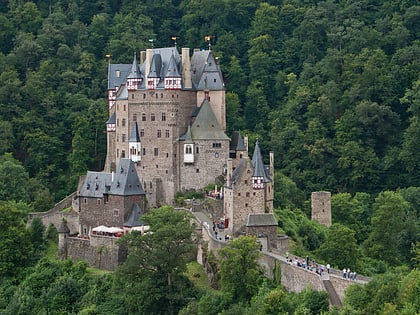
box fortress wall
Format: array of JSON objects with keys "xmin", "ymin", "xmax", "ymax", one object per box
[
  {"xmin": 27, "ymin": 192, "xmax": 79, "ymax": 234},
  {"xmin": 65, "ymin": 236, "xmax": 124, "ymax": 271},
  {"xmin": 258, "ymin": 254, "xmax": 324, "ymax": 293}
]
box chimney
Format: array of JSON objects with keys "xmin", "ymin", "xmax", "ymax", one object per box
[
  {"xmin": 270, "ymin": 151, "xmax": 274, "ymax": 183},
  {"xmin": 140, "ymin": 51, "xmax": 146, "ymax": 64},
  {"xmin": 226, "ymin": 158, "xmax": 233, "ymax": 187},
  {"xmin": 182, "ymin": 47, "xmax": 192, "ymax": 89},
  {"xmin": 244, "ymin": 135, "xmax": 249, "ymax": 154},
  {"xmin": 145, "ymin": 48, "xmax": 153, "ymax": 80}
]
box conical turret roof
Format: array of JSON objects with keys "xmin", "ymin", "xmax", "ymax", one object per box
[
  {"xmin": 252, "ymin": 140, "xmax": 270, "ymax": 182},
  {"xmin": 127, "ymin": 53, "xmax": 142, "ymax": 79}
]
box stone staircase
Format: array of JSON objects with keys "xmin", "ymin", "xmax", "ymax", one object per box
[{"xmin": 322, "ymin": 274, "xmax": 342, "ymax": 307}]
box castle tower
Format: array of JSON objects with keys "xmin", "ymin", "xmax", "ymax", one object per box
[
  {"xmin": 224, "ymin": 139, "xmax": 274, "ymax": 236},
  {"xmin": 58, "ymin": 219, "xmax": 70, "ymax": 259},
  {"xmin": 105, "ymin": 46, "xmax": 227, "ymax": 207},
  {"xmin": 126, "ymin": 52, "xmax": 142, "ymax": 91},
  {"xmin": 311, "ymin": 191, "xmax": 332, "ymax": 227}
]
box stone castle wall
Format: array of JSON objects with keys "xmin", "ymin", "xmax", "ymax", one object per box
[
  {"xmin": 64, "ymin": 235, "xmax": 125, "ymax": 271},
  {"xmin": 27, "ymin": 192, "xmax": 79, "ymax": 235},
  {"xmin": 311, "ymin": 191, "xmax": 332, "ymax": 227}
]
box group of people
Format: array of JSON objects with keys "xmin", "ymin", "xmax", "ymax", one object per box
[
  {"xmin": 285, "ymin": 253, "xmax": 358, "ymax": 281},
  {"xmin": 285, "ymin": 253, "xmax": 332, "ymax": 276},
  {"xmin": 343, "ymin": 268, "xmax": 357, "ymax": 280}
]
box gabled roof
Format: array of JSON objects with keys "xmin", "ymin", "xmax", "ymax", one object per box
[
  {"xmin": 129, "ymin": 121, "xmax": 141, "ymax": 142},
  {"xmin": 252, "ymin": 140, "xmax": 270, "ymax": 182},
  {"xmin": 246, "ymin": 213, "xmax": 277, "ymax": 226},
  {"xmin": 230, "ymin": 131, "xmax": 246, "ymax": 152},
  {"xmin": 191, "ymin": 50, "xmax": 224, "ymax": 90},
  {"xmin": 190, "ymin": 99, "xmax": 229, "ymax": 140},
  {"xmin": 127, "ymin": 53, "xmax": 142, "ymax": 79},
  {"xmin": 79, "ymin": 159, "xmax": 145, "ymax": 197}
]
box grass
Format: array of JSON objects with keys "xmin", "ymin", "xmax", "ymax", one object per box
[
  {"xmin": 185, "ymin": 261, "xmax": 214, "ymax": 292},
  {"xmin": 45, "ymin": 239, "xmax": 58, "ymax": 260}
]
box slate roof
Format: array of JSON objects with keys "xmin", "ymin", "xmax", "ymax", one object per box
[
  {"xmin": 124, "ymin": 203, "xmax": 145, "ymax": 227},
  {"xmin": 190, "ymin": 99, "xmax": 229, "ymax": 140},
  {"xmin": 231, "ymin": 157, "xmax": 249, "ymax": 184},
  {"xmin": 129, "ymin": 121, "xmax": 141, "ymax": 142},
  {"xmin": 252, "ymin": 140, "xmax": 271, "ymax": 182},
  {"xmin": 108, "ymin": 47, "xmax": 223, "ymax": 91},
  {"xmin": 179, "ymin": 125, "xmax": 194, "ymax": 143},
  {"xmin": 149, "ymin": 53, "xmax": 163, "ymax": 78},
  {"xmin": 190, "ymin": 50, "xmax": 224, "ymax": 90},
  {"xmin": 127, "ymin": 53, "xmax": 142, "ymax": 79},
  {"xmin": 108, "ymin": 64, "xmax": 131, "ymax": 90},
  {"xmin": 116, "ymin": 84, "xmax": 128, "ymax": 100},
  {"xmin": 165, "ymin": 54, "xmax": 181, "ymax": 77},
  {"xmin": 246, "ymin": 213, "xmax": 277, "ymax": 226},
  {"xmin": 106, "ymin": 112, "xmax": 116, "ymax": 124},
  {"xmin": 79, "ymin": 159, "xmax": 145, "ymax": 197},
  {"xmin": 230, "ymin": 131, "xmax": 246, "ymax": 153}
]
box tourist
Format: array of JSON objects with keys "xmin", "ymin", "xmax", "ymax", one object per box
[{"xmin": 327, "ymin": 263, "xmax": 330, "ymax": 274}]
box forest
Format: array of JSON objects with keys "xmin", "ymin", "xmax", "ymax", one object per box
[{"xmin": 0, "ymin": 0, "xmax": 419, "ymax": 314}]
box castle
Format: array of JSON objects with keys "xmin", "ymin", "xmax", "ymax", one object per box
[
  {"xmin": 30, "ymin": 45, "xmax": 277, "ymax": 268},
  {"xmin": 102, "ymin": 45, "xmax": 275, "ymax": 235}
]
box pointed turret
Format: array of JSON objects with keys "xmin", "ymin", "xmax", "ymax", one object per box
[
  {"xmin": 147, "ymin": 53, "xmax": 162, "ymax": 89},
  {"xmin": 251, "ymin": 140, "xmax": 270, "ymax": 189},
  {"xmin": 230, "ymin": 131, "xmax": 247, "ymax": 159},
  {"xmin": 165, "ymin": 54, "xmax": 181, "ymax": 89},
  {"xmin": 127, "ymin": 52, "xmax": 142, "ymax": 91},
  {"xmin": 129, "ymin": 122, "xmax": 141, "ymax": 163}
]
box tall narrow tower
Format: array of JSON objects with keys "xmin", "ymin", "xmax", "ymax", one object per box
[{"xmin": 311, "ymin": 191, "xmax": 332, "ymax": 227}]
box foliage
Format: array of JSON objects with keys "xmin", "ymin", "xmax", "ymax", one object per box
[
  {"xmin": 219, "ymin": 235, "xmax": 264, "ymax": 303},
  {"xmin": 316, "ymin": 223, "xmax": 361, "ymax": 271},
  {"xmin": 0, "ymin": 201, "xmax": 34, "ymax": 279},
  {"xmin": 113, "ymin": 206, "xmax": 198, "ymax": 315},
  {"xmin": 344, "ymin": 267, "xmax": 420, "ymax": 315}
]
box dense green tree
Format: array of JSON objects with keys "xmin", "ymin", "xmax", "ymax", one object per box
[
  {"xmin": 114, "ymin": 206, "xmax": 197, "ymax": 315},
  {"xmin": 219, "ymin": 235, "xmax": 263, "ymax": 303},
  {"xmin": 0, "ymin": 201, "xmax": 33, "ymax": 279},
  {"xmin": 364, "ymin": 191, "xmax": 410, "ymax": 266},
  {"xmin": 0, "ymin": 157, "xmax": 30, "ymax": 202},
  {"xmin": 69, "ymin": 115, "xmax": 94, "ymax": 185},
  {"xmin": 344, "ymin": 267, "xmax": 418, "ymax": 314},
  {"xmin": 331, "ymin": 192, "xmax": 373, "ymax": 243},
  {"xmin": 316, "ymin": 223, "xmax": 361, "ymax": 270}
]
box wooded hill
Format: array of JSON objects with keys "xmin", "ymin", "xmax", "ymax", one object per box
[{"xmin": 0, "ymin": 0, "xmax": 418, "ymax": 204}]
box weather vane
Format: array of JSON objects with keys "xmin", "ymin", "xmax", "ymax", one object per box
[{"xmin": 204, "ymin": 35, "xmax": 214, "ymax": 50}]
